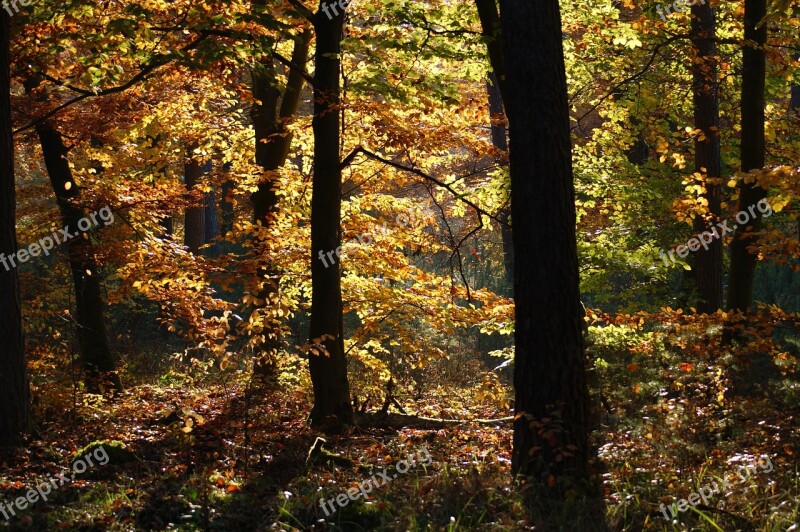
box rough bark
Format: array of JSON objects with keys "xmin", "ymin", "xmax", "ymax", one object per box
[
  {"xmin": 726, "ymin": 0, "xmax": 767, "ymax": 313},
  {"xmin": 308, "ymin": 4, "xmax": 353, "ymax": 428},
  {"xmin": 0, "ymin": 10, "xmax": 30, "ymax": 446},
  {"xmin": 691, "ymin": 0, "xmax": 723, "ymax": 312},
  {"xmin": 501, "ymin": 0, "xmax": 590, "ymax": 486}
]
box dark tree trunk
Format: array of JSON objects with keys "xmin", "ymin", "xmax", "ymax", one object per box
[
  {"xmin": 308, "ymin": 5, "xmax": 352, "ymax": 428},
  {"xmin": 33, "ymin": 123, "xmax": 119, "ymax": 390},
  {"xmin": 251, "ymin": 29, "xmax": 312, "ymax": 223},
  {"xmin": 726, "ymin": 0, "xmax": 767, "ymax": 313},
  {"xmin": 184, "ymin": 151, "xmax": 206, "ymax": 254},
  {"xmin": 0, "ymin": 10, "xmax": 30, "ymax": 447},
  {"xmin": 476, "ymin": 0, "xmax": 506, "ymax": 106},
  {"xmin": 501, "ymin": 0, "xmax": 590, "ymax": 488},
  {"xmin": 219, "ymin": 168, "xmax": 234, "ymax": 236},
  {"xmin": 691, "ymin": 0, "xmax": 723, "ymax": 312},
  {"xmin": 487, "ymin": 74, "xmax": 513, "ymax": 294},
  {"xmin": 161, "ymin": 216, "xmax": 173, "ymax": 237},
  {"xmin": 249, "ymin": 29, "xmax": 312, "ymax": 375},
  {"xmin": 202, "ymin": 161, "xmax": 220, "ymax": 257}
]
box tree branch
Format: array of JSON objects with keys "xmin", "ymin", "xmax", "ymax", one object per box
[
  {"xmin": 339, "ymin": 146, "xmax": 502, "ymax": 224},
  {"xmin": 14, "ymin": 33, "xmax": 213, "ymax": 135}
]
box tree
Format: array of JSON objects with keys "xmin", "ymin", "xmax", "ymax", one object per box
[
  {"xmin": 0, "ymin": 9, "xmax": 30, "ymax": 446},
  {"xmin": 184, "ymin": 149, "xmax": 206, "ymax": 254},
  {"xmin": 501, "ymin": 0, "xmax": 590, "ymax": 489},
  {"xmin": 308, "ymin": 1, "xmax": 353, "ymax": 427},
  {"xmin": 24, "ymin": 83, "xmax": 119, "ymax": 391},
  {"xmin": 691, "ymin": 0, "xmax": 723, "ymax": 312},
  {"xmin": 249, "ymin": 27, "xmax": 312, "ymax": 375},
  {"xmin": 726, "ymin": 0, "xmax": 768, "ymax": 313}
]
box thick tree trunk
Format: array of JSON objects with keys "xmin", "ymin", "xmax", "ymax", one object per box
[
  {"xmin": 501, "ymin": 0, "xmax": 590, "ymax": 487},
  {"xmin": 184, "ymin": 151, "xmax": 206, "ymax": 254},
  {"xmin": 726, "ymin": 0, "xmax": 767, "ymax": 313},
  {"xmin": 308, "ymin": 5, "xmax": 353, "ymax": 428},
  {"xmin": 34, "ymin": 122, "xmax": 119, "ymax": 390},
  {"xmin": 691, "ymin": 0, "xmax": 723, "ymax": 312},
  {"xmin": 0, "ymin": 11, "xmax": 30, "ymax": 447}
]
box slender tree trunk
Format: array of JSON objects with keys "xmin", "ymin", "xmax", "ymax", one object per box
[
  {"xmin": 249, "ymin": 29, "xmax": 312, "ymax": 375},
  {"xmin": 691, "ymin": 0, "xmax": 723, "ymax": 312},
  {"xmin": 33, "ymin": 122, "xmax": 119, "ymax": 390},
  {"xmin": 184, "ymin": 150, "xmax": 206, "ymax": 254},
  {"xmin": 202, "ymin": 161, "xmax": 220, "ymax": 257},
  {"xmin": 308, "ymin": 4, "xmax": 353, "ymax": 427},
  {"xmin": 0, "ymin": 10, "xmax": 30, "ymax": 447},
  {"xmin": 487, "ymin": 74, "xmax": 513, "ymax": 294},
  {"xmin": 476, "ymin": 0, "xmax": 506, "ymax": 106},
  {"xmin": 726, "ymin": 0, "xmax": 767, "ymax": 313},
  {"xmin": 219, "ymin": 165, "xmax": 234, "ymax": 236},
  {"xmin": 501, "ymin": 0, "xmax": 590, "ymax": 487}
]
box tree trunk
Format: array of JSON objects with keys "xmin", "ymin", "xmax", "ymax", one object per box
[
  {"xmin": 691, "ymin": 0, "xmax": 723, "ymax": 313},
  {"xmin": 476, "ymin": 0, "xmax": 506, "ymax": 106},
  {"xmin": 308, "ymin": 5, "xmax": 353, "ymax": 428},
  {"xmin": 501, "ymin": 0, "xmax": 590, "ymax": 487},
  {"xmin": 219, "ymin": 166, "xmax": 234, "ymax": 236},
  {"xmin": 0, "ymin": 10, "xmax": 30, "ymax": 447},
  {"xmin": 487, "ymin": 73, "xmax": 513, "ymax": 294},
  {"xmin": 249, "ymin": 29, "xmax": 312, "ymax": 375},
  {"xmin": 184, "ymin": 150, "xmax": 206, "ymax": 254},
  {"xmin": 203, "ymin": 162, "xmax": 220, "ymax": 257},
  {"xmin": 33, "ymin": 122, "xmax": 119, "ymax": 390},
  {"xmin": 726, "ymin": 0, "xmax": 767, "ymax": 313}
]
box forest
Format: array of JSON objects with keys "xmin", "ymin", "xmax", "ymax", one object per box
[{"xmin": 0, "ymin": 0, "xmax": 799, "ymax": 530}]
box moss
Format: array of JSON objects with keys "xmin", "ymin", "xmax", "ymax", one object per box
[{"xmin": 70, "ymin": 440, "xmax": 137, "ymax": 474}]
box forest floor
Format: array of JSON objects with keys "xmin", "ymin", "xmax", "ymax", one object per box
[{"xmin": 1, "ymin": 345, "xmax": 799, "ymax": 531}]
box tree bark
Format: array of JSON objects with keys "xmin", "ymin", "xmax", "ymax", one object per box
[
  {"xmin": 501, "ymin": 0, "xmax": 590, "ymax": 487},
  {"xmin": 726, "ymin": 0, "xmax": 767, "ymax": 313},
  {"xmin": 308, "ymin": 4, "xmax": 353, "ymax": 428},
  {"xmin": 691, "ymin": 0, "xmax": 723, "ymax": 312},
  {"xmin": 0, "ymin": 10, "xmax": 30, "ymax": 447}
]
